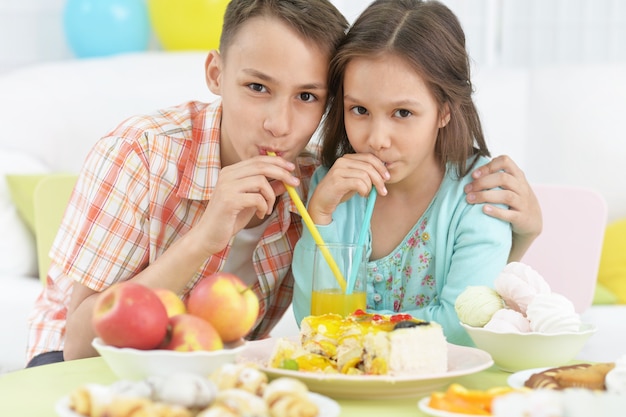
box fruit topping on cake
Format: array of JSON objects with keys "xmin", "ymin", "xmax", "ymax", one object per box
[{"xmin": 269, "ymin": 310, "xmax": 448, "ymax": 376}]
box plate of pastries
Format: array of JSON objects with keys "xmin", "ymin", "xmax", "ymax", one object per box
[{"xmin": 55, "ymin": 363, "xmax": 340, "ymax": 417}]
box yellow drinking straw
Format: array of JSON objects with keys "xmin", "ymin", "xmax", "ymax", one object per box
[{"xmin": 267, "ymin": 152, "xmax": 347, "ymax": 291}]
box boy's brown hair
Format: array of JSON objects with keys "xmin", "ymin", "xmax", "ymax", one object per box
[{"xmin": 220, "ymin": 0, "xmax": 348, "ymax": 62}]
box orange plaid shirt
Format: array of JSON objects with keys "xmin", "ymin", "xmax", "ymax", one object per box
[{"xmin": 27, "ymin": 100, "xmax": 317, "ymax": 361}]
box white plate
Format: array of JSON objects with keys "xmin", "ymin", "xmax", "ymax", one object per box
[
  {"xmin": 238, "ymin": 337, "xmax": 494, "ymax": 399},
  {"xmin": 507, "ymin": 367, "xmax": 550, "ymax": 389},
  {"xmin": 55, "ymin": 392, "xmax": 340, "ymax": 417},
  {"xmin": 418, "ymin": 397, "xmax": 491, "ymax": 417}
]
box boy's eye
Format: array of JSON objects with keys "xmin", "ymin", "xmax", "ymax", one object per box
[
  {"xmin": 248, "ymin": 83, "xmax": 267, "ymax": 93},
  {"xmin": 395, "ymin": 109, "xmax": 412, "ymax": 118},
  {"xmin": 299, "ymin": 92, "xmax": 317, "ymax": 103}
]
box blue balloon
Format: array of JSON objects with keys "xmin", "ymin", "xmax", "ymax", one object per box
[{"xmin": 64, "ymin": 0, "xmax": 150, "ymax": 58}]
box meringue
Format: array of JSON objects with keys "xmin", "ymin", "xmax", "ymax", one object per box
[
  {"xmin": 455, "ymin": 285, "xmax": 504, "ymax": 327},
  {"xmin": 526, "ymin": 293, "xmax": 581, "ymax": 333},
  {"xmin": 484, "ymin": 308, "xmax": 531, "ymax": 333},
  {"xmin": 494, "ymin": 262, "xmax": 551, "ymax": 314}
]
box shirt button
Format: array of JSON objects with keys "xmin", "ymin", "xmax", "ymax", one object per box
[
  {"xmin": 374, "ymin": 274, "xmax": 384, "ymax": 283},
  {"xmin": 373, "ymin": 293, "xmax": 382, "ymax": 302}
]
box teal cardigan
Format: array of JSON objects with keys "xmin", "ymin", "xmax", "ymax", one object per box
[{"xmin": 292, "ymin": 156, "xmax": 512, "ymax": 346}]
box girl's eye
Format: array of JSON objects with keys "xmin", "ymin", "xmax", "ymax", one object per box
[
  {"xmin": 395, "ymin": 109, "xmax": 412, "ymax": 118},
  {"xmin": 350, "ymin": 106, "xmax": 368, "ymax": 115},
  {"xmin": 248, "ymin": 83, "xmax": 267, "ymax": 93},
  {"xmin": 299, "ymin": 92, "xmax": 317, "ymax": 103}
]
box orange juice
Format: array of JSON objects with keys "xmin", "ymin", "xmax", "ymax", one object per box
[{"xmin": 311, "ymin": 289, "xmax": 366, "ymax": 316}]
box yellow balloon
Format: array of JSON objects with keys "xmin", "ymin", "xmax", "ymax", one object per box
[{"xmin": 148, "ymin": 0, "xmax": 230, "ymax": 51}]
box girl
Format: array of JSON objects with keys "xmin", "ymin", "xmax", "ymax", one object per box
[{"xmin": 293, "ymin": 0, "xmax": 513, "ymax": 345}]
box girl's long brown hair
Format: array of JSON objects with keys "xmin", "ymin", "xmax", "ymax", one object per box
[{"xmin": 321, "ymin": 0, "xmax": 489, "ymax": 178}]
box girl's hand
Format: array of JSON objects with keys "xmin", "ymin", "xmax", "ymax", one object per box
[
  {"xmin": 464, "ymin": 155, "xmax": 542, "ymax": 261},
  {"xmin": 308, "ymin": 153, "xmax": 389, "ymax": 225},
  {"xmin": 193, "ymin": 155, "xmax": 300, "ymax": 255}
]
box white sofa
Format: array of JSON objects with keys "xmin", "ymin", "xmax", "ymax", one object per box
[{"xmin": 1, "ymin": 52, "xmax": 624, "ymax": 373}]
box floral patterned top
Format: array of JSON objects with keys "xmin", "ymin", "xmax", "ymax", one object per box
[
  {"xmin": 292, "ymin": 156, "xmax": 512, "ymax": 346},
  {"xmin": 368, "ymin": 216, "xmax": 436, "ymax": 313}
]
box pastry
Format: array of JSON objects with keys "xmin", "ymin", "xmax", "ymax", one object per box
[
  {"xmin": 103, "ymin": 397, "xmax": 192, "ymax": 417},
  {"xmin": 147, "ymin": 372, "xmax": 218, "ymax": 409},
  {"xmin": 263, "ymin": 377, "xmax": 318, "ymax": 417},
  {"xmin": 68, "ymin": 386, "xmax": 193, "ymax": 417},
  {"xmin": 197, "ymin": 388, "xmax": 269, "ymax": 417},
  {"xmin": 67, "ymin": 375, "xmax": 209, "ymax": 417},
  {"xmin": 66, "ymin": 366, "xmax": 318, "ymax": 417},
  {"xmin": 209, "ymin": 363, "xmax": 268, "ymax": 396},
  {"xmin": 68, "ymin": 385, "xmax": 102, "ymax": 417},
  {"xmin": 553, "ymin": 363, "xmax": 615, "ymax": 390},
  {"xmin": 524, "ymin": 363, "xmax": 616, "ymax": 390}
]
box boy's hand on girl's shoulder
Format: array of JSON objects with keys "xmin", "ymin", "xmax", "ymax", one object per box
[{"xmin": 465, "ymin": 155, "xmax": 541, "ymax": 237}]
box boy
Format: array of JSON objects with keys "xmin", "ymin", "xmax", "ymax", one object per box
[{"xmin": 27, "ymin": 0, "xmax": 349, "ymax": 366}]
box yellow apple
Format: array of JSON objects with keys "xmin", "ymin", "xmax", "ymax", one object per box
[
  {"xmin": 186, "ymin": 272, "xmax": 260, "ymax": 343},
  {"xmin": 153, "ymin": 288, "xmax": 186, "ymax": 318},
  {"xmin": 162, "ymin": 313, "xmax": 223, "ymax": 351}
]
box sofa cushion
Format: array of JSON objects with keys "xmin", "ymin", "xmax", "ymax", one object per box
[
  {"xmin": 0, "ymin": 149, "xmax": 49, "ymax": 277},
  {"xmin": 0, "ymin": 274, "xmax": 42, "ymax": 373},
  {"xmin": 0, "ymin": 51, "xmax": 214, "ymax": 173},
  {"xmin": 593, "ymin": 282, "xmax": 618, "ymax": 305},
  {"xmin": 597, "ymin": 218, "xmax": 626, "ymax": 304},
  {"xmin": 5, "ymin": 173, "xmax": 77, "ymax": 284},
  {"xmin": 5, "ymin": 174, "xmax": 49, "ymax": 233},
  {"xmin": 33, "ymin": 174, "xmax": 77, "ymax": 284}
]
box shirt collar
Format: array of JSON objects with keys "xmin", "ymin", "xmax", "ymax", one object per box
[{"xmin": 177, "ymin": 99, "xmax": 222, "ymax": 201}]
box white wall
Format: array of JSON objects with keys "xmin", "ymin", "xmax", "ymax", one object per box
[
  {"xmin": 0, "ymin": 0, "xmax": 70, "ymax": 73},
  {"xmin": 3, "ymin": 1, "xmax": 625, "ymax": 73},
  {"xmin": 0, "ymin": 0, "xmax": 625, "ymax": 220},
  {"xmin": 0, "ymin": 0, "xmax": 367, "ymax": 75},
  {"xmin": 525, "ymin": 64, "xmax": 626, "ymax": 222}
]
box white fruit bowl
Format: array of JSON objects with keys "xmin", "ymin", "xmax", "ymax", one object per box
[
  {"xmin": 460, "ymin": 322, "xmax": 597, "ymax": 372},
  {"xmin": 92, "ymin": 337, "xmax": 247, "ymax": 380}
]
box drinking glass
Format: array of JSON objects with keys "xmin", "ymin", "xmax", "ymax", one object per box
[{"xmin": 311, "ymin": 243, "xmax": 366, "ymax": 316}]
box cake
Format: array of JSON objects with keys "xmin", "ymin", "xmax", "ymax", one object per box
[{"xmin": 269, "ymin": 310, "xmax": 448, "ymax": 376}]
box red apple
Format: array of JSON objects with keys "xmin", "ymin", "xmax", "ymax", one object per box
[
  {"xmin": 92, "ymin": 282, "xmax": 169, "ymax": 350},
  {"xmin": 153, "ymin": 288, "xmax": 186, "ymax": 318},
  {"xmin": 162, "ymin": 313, "xmax": 223, "ymax": 351},
  {"xmin": 186, "ymin": 272, "xmax": 260, "ymax": 343}
]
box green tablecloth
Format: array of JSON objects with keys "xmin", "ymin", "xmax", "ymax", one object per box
[{"xmin": 0, "ymin": 357, "xmax": 510, "ymax": 416}]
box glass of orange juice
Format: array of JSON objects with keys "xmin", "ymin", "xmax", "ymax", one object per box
[{"xmin": 311, "ymin": 243, "xmax": 367, "ymax": 316}]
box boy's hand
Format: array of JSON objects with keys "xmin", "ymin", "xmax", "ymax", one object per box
[
  {"xmin": 464, "ymin": 154, "xmax": 542, "ymax": 261},
  {"xmin": 308, "ymin": 153, "xmax": 388, "ymax": 225},
  {"xmin": 195, "ymin": 155, "xmax": 300, "ymax": 255}
]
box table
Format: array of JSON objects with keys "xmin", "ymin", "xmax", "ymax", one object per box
[{"xmin": 0, "ymin": 357, "xmax": 510, "ymax": 416}]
